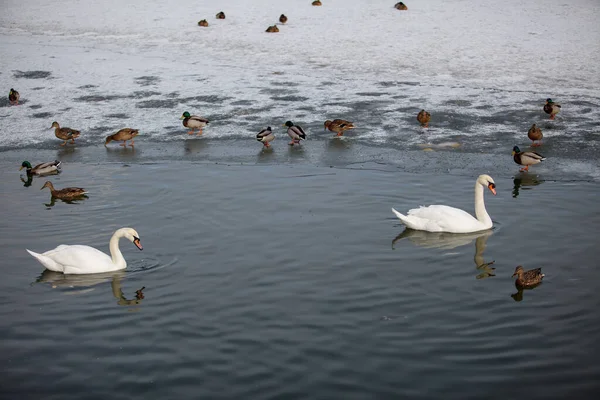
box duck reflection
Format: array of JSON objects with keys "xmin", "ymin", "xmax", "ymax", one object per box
[
  {"xmin": 35, "ymin": 270, "xmax": 146, "ymax": 306},
  {"xmin": 511, "ymin": 283, "xmax": 541, "ymax": 302},
  {"xmin": 184, "ymin": 138, "xmax": 210, "ymax": 154},
  {"xmin": 45, "ymin": 195, "xmax": 88, "ymax": 208},
  {"xmin": 392, "ymin": 228, "xmax": 495, "ymax": 279},
  {"xmin": 257, "ymin": 146, "xmax": 275, "ymax": 163},
  {"xmin": 20, "ymin": 174, "xmax": 33, "ymax": 187},
  {"xmin": 512, "ymin": 173, "xmax": 544, "ymax": 198}
]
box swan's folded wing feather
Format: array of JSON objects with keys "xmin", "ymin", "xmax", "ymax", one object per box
[
  {"xmin": 42, "ymin": 245, "xmax": 112, "ymax": 271},
  {"xmin": 407, "ymin": 205, "xmax": 483, "ymax": 232}
]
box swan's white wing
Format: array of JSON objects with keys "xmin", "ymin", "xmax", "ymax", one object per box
[
  {"xmin": 404, "ymin": 205, "xmax": 485, "ymax": 233},
  {"xmin": 41, "ymin": 245, "xmax": 115, "ymax": 274}
]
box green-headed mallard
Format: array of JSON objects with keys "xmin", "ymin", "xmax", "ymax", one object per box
[
  {"xmin": 324, "ymin": 119, "xmax": 355, "ymax": 136},
  {"xmin": 512, "ymin": 265, "xmax": 544, "ymax": 288},
  {"xmin": 284, "ymin": 121, "xmax": 307, "ymax": 146},
  {"xmin": 51, "ymin": 121, "xmax": 80, "ymax": 146},
  {"xmin": 527, "ymin": 123, "xmax": 543, "ymax": 147},
  {"xmin": 512, "ymin": 145, "xmax": 545, "ymax": 172},
  {"xmin": 41, "ymin": 181, "xmax": 87, "ymax": 199},
  {"xmin": 9, "ymin": 88, "xmax": 20, "ymax": 105},
  {"xmin": 543, "ymin": 98, "xmax": 561, "ymax": 120},
  {"xmin": 105, "ymin": 128, "xmax": 139, "ymax": 147},
  {"xmin": 417, "ymin": 110, "xmax": 431, "ymax": 127},
  {"xmin": 20, "ymin": 160, "xmax": 61, "ymax": 175},
  {"xmin": 216, "ymin": 11, "xmax": 226, "ymax": 19},
  {"xmin": 198, "ymin": 19, "xmax": 208, "ymax": 27},
  {"xmin": 279, "ymin": 14, "xmax": 288, "ymax": 24},
  {"xmin": 266, "ymin": 25, "xmax": 279, "ymax": 33},
  {"xmin": 312, "ymin": 1, "xmax": 322, "ymax": 6},
  {"xmin": 256, "ymin": 126, "xmax": 274, "ymax": 148},
  {"xmin": 180, "ymin": 111, "xmax": 209, "ymax": 135},
  {"xmin": 395, "ymin": 2, "xmax": 408, "ymax": 10}
]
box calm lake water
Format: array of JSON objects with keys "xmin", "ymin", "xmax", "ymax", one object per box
[{"xmin": 1, "ymin": 158, "xmax": 599, "ymax": 399}]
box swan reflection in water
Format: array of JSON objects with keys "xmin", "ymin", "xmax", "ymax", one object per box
[
  {"xmin": 392, "ymin": 228, "xmax": 496, "ymax": 279},
  {"xmin": 35, "ymin": 270, "xmax": 146, "ymax": 307},
  {"xmin": 512, "ymin": 173, "xmax": 544, "ymax": 198}
]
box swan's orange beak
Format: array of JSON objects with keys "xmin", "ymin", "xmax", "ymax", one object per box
[
  {"xmin": 488, "ymin": 183, "xmax": 497, "ymax": 195},
  {"xmin": 133, "ymin": 237, "xmax": 143, "ymax": 250}
]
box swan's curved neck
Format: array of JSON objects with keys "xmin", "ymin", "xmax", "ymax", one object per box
[
  {"xmin": 109, "ymin": 231, "xmax": 127, "ymax": 268},
  {"xmin": 474, "ymin": 182, "xmax": 492, "ymax": 228}
]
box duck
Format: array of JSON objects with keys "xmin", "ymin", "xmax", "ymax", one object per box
[
  {"xmin": 324, "ymin": 119, "xmax": 355, "ymax": 136},
  {"xmin": 543, "ymin": 98, "xmax": 561, "ymax": 120},
  {"xmin": 284, "ymin": 121, "xmax": 307, "ymax": 146},
  {"xmin": 417, "ymin": 110, "xmax": 431, "ymax": 127},
  {"xmin": 51, "ymin": 121, "xmax": 81, "ymax": 146},
  {"xmin": 512, "ymin": 146, "xmax": 545, "ymax": 172},
  {"xmin": 180, "ymin": 111, "xmax": 209, "ymax": 135},
  {"xmin": 105, "ymin": 128, "xmax": 139, "ymax": 147},
  {"xmin": 527, "ymin": 123, "xmax": 543, "ymax": 146},
  {"xmin": 9, "ymin": 88, "xmax": 20, "ymax": 105},
  {"xmin": 392, "ymin": 174, "xmax": 497, "ymax": 233},
  {"xmin": 312, "ymin": 1, "xmax": 322, "ymax": 6},
  {"xmin": 216, "ymin": 11, "xmax": 226, "ymax": 19},
  {"xmin": 198, "ymin": 19, "xmax": 208, "ymax": 27},
  {"xmin": 257, "ymin": 127, "xmax": 275, "ymax": 147},
  {"xmin": 20, "ymin": 160, "xmax": 61, "ymax": 175},
  {"xmin": 26, "ymin": 227, "xmax": 142, "ymax": 274},
  {"xmin": 266, "ymin": 25, "xmax": 279, "ymax": 33},
  {"xmin": 395, "ymin": 2, "xmax": 408, "ymax": 10},
  {"xmin": 279, "ymin": 14, "xmax": 288, "ymax": 24},
  {"xmin": 512, "ymin": 265, "xmax": 544, "ymax": 288},
  {"xmin": 40, "ymin": 181, "xmax": 87, "ymax": 199}
]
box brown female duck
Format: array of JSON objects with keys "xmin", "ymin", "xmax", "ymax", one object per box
[
  {"xmin": 105, "ymin": 128, "xmax": 139, "ymax": 147},
  {"xmin": 417, "ymin": 110, "xmax": 431, "ymax": 127},
  {"xmin": 198, "ymin": 19, "xmax": 208, "ymax": 27},
  {"xmin": 51, "ymin": 121, "xmax": 81, "ymax": 146},
  {"xmin": 216, "ymin": 11, "xmax": 226, "ymax": 19},
  {"xmin": 512, "ymin": 266, "xmax": 544, "ymax": 288},
  {"xmin": 279, "ymin": 14, "xmax": 288, "ymax": 24},
  {"xmin": 395, "ymin": 2, "xmax": 408, "ymax": 10},
  {"xmin": 324, "ymin": 119, "xmax": 355, "ymax": 136},
  {"xmin": 266, "ymin": 25, "xmax": 279, "ymax": 33},
  {"xmin": 41, "ymin": 181, "xmax": 87, "ymax": 199},
  {"xmin": 527, "ymin": 124, "xmax": 543, "ymax": 146},
  {"xmin": 312, "ymin": 1, "xmax": 322, "ymax": 6}
]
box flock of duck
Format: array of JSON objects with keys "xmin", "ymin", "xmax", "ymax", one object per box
[{"xmin": 10, "ymin": 2, "xmax": 553, "ymax": 291}]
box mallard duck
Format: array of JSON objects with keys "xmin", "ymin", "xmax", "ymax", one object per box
[
  {"xmin": 279, "ymin": 14, "xmax": 288, "ymax": 24},
  {"xmin": 312, "ymin": 1, "xmax": 322, "ymax": 6},
  {"xmin": 105, "ymin": 128, "xmax": 139, "ymax": 147},
  {"xmin": 512, "ymin": 145, "xmax": 545, "ymax": 172},
  {"xmin": 527, "ymin": 123, "xmax": 543, "ymax": 146},
  {"xmin": 324, "ymin": 119, "xmax": 355, "ymax": 136},
  {"xmin": 51, "ymin": 122, "xmax": 80, "ymax": 146},
  {"xmin": 284, "ymin": 121, "xmax": 307, "ymax": 146},
  {"xmin": 41, "ymin": 181, "xmax": 87, "ymax": 199},
  {"xmin": 216, "ymin": 11, "xmax": 226, "ymax": 19},
  {"xmin": 257, "ymin": 127, "xmax": 274, "ymax": 147},
  {"xmin": 512, "ymin": 265, "xmax": 544, "ymax": 288},
  {"xmin": 417, "ymin": 110, "xmax": 431, "ymax": 127},
  {"xmin": 20, "ymin": 160, "xmax": 61, "ymax": 175},
  {"xmin": 198, "ymin": 19, "xmax": 208, "ymax": 27},
  {"xmin": 180, "ymin": 111, "xmax": 209, "ymax": 135},
  {"xmin": 266, "ymin": 25, "xmax": 279, "ymax": 33},
  {"xmin": 9, "ymin": 88, "xmax": 20, "ymax": 105},
  {"xmin": 395, "ymin": 2, "xmax": 408, "ymax": 10},
  {"xmin": 543, "ymin": 98, "xmax": 561, "ymax": 120}
]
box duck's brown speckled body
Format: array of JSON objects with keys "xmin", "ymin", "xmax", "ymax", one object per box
[
  {"xmin": 105, "ymin": 128, "xmax": 139, "ymax": 147},
  {"xmin": 41, "ymin": 181, "xmax": 87, "ymax": 199},
  {"xmin": 527, "ymin": 124, "xmax": 543, "ymax": 146},
  {"xmin": 417, "ymin": 110, "xmax": 431, "ymax": 127},
  {"xmin": 51, "ymin": 122, "xmax": 80, "ymax": 146},
  {"xmin": 512, "ymin": 266, "xmax": 544, "ymax": 288},
  {"xmin": 324, "ymin": 119, "xmax": 355, "ymax": 136}
]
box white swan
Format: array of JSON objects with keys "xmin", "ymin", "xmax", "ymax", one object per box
[
  {"xmin": 392, "ymin": 175, "xmax": 496, "ymax": 233},
  {"xmin": 26, "ymin": 228, "xmax": 142, "ymax": 274}
]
